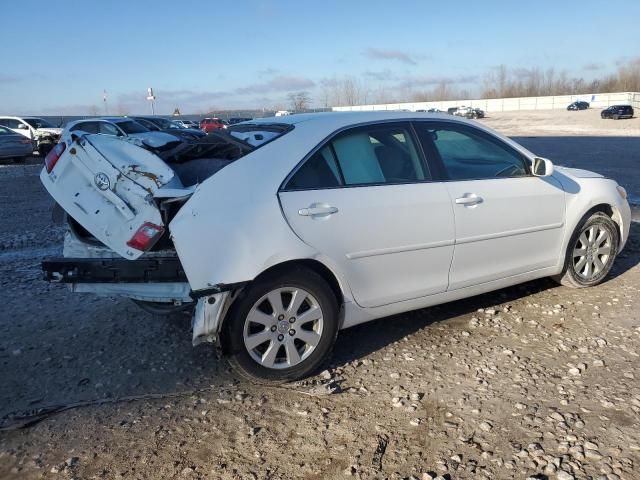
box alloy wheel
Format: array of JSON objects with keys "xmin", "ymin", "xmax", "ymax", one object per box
[
  {"xmin": 243, "ymin": 287, "xmax": 324, "ymax": 369},
  {"xmin": 572, "ymin": 224, "xmax": 612, "ymax": 281}
]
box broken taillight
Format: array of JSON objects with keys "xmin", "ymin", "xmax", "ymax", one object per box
[
  {"xmin": 126, "ymin": 222, "xmax": 165, "ymax": 251},
  {"xmin": 44, "ymin": 142, "xmax": 66, "ymax": 173}
]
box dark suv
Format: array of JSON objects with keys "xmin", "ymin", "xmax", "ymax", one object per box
[
  {"xmin": 567, "ymin": 101, "xmax": 589, "ymax": 111},
  {"xmin": 601, "ymin": 105, "xmax": 634, "ymax": 120}
]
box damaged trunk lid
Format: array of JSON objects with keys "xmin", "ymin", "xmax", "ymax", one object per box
[{"xmin": 40, "ymin": 134, "xmax": 179, "ymax": 259}]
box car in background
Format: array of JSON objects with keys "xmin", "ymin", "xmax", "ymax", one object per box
[
  {"xmin": 453, "ymin": 106, "xmax": 485, "ymax": 119},
  {"xmin": 0, "ymin": 116, "xmax": 61, "ymax": 155},
  {"xmin": 0, "ymin": 125, "xmax": 33, "ymax": 162},
  {"xmin": 600, "ymin": 105, "xmax": 634, "ymax": 120},
  {"xmin": 567, "ymin": 101, "xmax": 589, "ymax": 111},
  {"xmin": 200, "ymin": 117, "xmax": 226, "ymax": 132},
  {"xmin": 40, "ymin": 111, "xmax": 630, "ymax": 382},
  {"xmin": 131, "ymin": 116, "xmax": 206, "ymax": 140},
  {"xmin": 173, "ymin": 119, "xmax": 200, "ymax": 129},
  {"xmin": 229, "ymin": 117, "xmax": 253, "ymax": 125},
  {"xmin": 64, "ymin": 117, "xmax": 181, "ymax": 148}
]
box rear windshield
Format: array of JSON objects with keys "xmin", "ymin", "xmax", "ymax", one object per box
[
  {"xmin": 227, "ymin": 123, "xmax": 291, "ymax": 147},
  {"xmin": 117, "ymin": 120, "xmax": 149, "ymax": 134}
]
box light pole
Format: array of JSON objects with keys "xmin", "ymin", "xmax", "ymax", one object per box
[{"xmin": 147, "ymin": 87, "xmax": 156, "ymax": 115}]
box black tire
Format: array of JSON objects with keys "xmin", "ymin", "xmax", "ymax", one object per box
[
  {"xmin": 222, "ymin": 266, "xmax": 339, "ymax": 384},
  {"xmin": 132, "ymin": 299, "xmax": 194, "ymax": 316},
  {"xmin": 554, "ymin": 212, "xmax": 619, "ymax": 288}
]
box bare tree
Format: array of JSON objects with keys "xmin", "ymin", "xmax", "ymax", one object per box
[{"xmin": 287, "ymin": 91, "xmax": 312, "ymax": 111}]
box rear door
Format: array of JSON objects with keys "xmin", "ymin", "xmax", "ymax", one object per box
[
  {"xmin": 279, "ymin": 122, "xmax": 455, "ymax": 308},
  {"xmin": 40, "ymin": 134, "xmax": 176, "ymax": 259}
]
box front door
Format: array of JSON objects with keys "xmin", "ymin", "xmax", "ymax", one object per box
[
  {"xmin": 279, "ymin": 122, "xmax": 455, "ymax": 308},
  {"xmin": 414, "ymin": 121, "xmax": 566, "ymax": 290}
]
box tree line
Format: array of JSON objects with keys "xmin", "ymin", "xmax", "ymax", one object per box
[{"xmin": 306, "ymin": 58, "xmax": 640, "ymax": 107}]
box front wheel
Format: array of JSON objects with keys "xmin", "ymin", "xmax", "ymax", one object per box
[
  {"xmin": 222, "ymin": 267, "xmax": 339, "ymax": 383},
  {"xmin": 554, "ymin": 212, "xmax": 619, "ymax": 288}
]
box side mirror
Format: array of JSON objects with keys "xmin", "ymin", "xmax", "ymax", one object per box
[
  {"xmin": 17, "ymin": 123, "xmax": 28, "ymax": 129},
  {"xmin": 533, "ymin": 157, "xmax": 554, "ymax": 177}
]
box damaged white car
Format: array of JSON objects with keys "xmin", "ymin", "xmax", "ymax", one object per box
[
  {"xmin": 41, "ymin": 112, "xmax": 631, "ymax": 382},
  {"xmin": 0, "ymin": 116, "xmax": 62, "ymax": 156}
]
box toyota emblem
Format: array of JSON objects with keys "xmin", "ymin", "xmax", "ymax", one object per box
[{"xmin": 94, "ymin": 172, "xmax": 110, "ymax": 191}]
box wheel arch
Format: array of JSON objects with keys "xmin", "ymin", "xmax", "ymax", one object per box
[
  {"xmin": 250, "ymin": 258, "xmax": 345, "ymax": 308},
  {"xmin": 582, "ymin": 203, "xmax": 623, "ymax": 243}
]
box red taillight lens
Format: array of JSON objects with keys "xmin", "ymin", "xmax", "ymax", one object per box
[
  {"xmin": 44, "ymin": 142, "xmax": 66, "ymax": 173},
  {"xmin": 126, "ymin": 222, "xmax": 164, "ymax": 251}
]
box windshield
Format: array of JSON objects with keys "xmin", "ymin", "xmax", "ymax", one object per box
[
  {"xmin": 147, "ymin": 117, "xmax": 175, "ymax": 129},
  {"xmin": 116, "ymin": 120, "xmax": 149, "ymax": 134},
  {"xmin": 24, "ymin": 118, "xmax": 55, "ymax": 129}
]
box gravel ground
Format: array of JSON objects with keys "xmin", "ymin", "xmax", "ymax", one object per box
[{"xmin": 0, "ymin": 116, "xmax": 639, "ymax": 479}]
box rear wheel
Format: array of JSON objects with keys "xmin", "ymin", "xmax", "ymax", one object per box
[
  {"xmin": 223, "ymin": 267, "xmax": 339, "ymax": 383},
  {"xmin": 554, "ymin": 212, "xmax": 619, "ymax": 288}
]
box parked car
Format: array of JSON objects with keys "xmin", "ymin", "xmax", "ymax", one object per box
[
  {"xmin": 200, "ymin": 117, "xmax": 226, "ymax": 132},
  {"xmin": 447, "ymin": 107, "xmax": 458, "ymax": 114},
  {"xmin": 567, "ymin": 101, "xmax": 589, "ymax": 111},
  {"xmin": 0, "ymin": 125, "xmax": 33, "ymax": 162},
  {"xmin": 229, "ymin": 117, "xmax": 253, "ymax": 125},
  {"xmin": 64, "ymin": 117, "xmax": 181, "ymax": 147},
  {"xmin": 173, "ymin": 119, "xmax": 200, "ymax": 129},
  {"xmin": 453, "ymin": 106, "xmax": 484, "ymax": 119},
  {"xmin": 40, "ymin": 112, "xmax": 630, "ymax": 382},
  {"xmin": 0, "ymin": 116, "xmax": 61, "ymax": 155},
  {"xmin": 130, "ymin": 116, "xmax": 206, "ymax": 140},
  {"xmin": 600, "ymin": 105, "xmax": 634, "ymax": 120}
]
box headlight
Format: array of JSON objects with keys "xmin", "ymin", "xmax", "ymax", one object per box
[{"xmin": 616, "ymin": 185, "xmax": 628, "ymax": 200}]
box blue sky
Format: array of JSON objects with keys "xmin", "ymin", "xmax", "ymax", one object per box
[{"xmin": 1, "ymin": 0, "xmax": 638, "ymax": 115}]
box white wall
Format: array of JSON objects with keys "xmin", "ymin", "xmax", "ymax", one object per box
[{"xmin": 332, "ymin": 92, "xmax": 640, "ymax": 113}]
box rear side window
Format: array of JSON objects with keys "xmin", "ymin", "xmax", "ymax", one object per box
[
  {"xmin": 285, "ymin": 123, "xmax": 429, "ymax": 190},
  {"xmin": 0, "ymin": 119, "xmax": 21, "ymax": 129},
  {"xmin": 415, "ymin": 123, "xmax": 529, "ymax": 181},
  {"xmin": 286, "ymin": 147, "xmax": 341, "ymax": 190}
]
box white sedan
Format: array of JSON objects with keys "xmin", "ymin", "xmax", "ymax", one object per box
[{"xmin": 40, "ymin": 112, "xmax": 631, "ymax": 382}]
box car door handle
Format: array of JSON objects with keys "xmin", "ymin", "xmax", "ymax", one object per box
[
  {"xmin": 298, "ymin": 204, "xmax": 339, "ymax": 217},
  {"xmin": 455, "ymin": 194, "xmax": 483, "ymax": 206}
]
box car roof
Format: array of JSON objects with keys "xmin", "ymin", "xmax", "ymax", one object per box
[
  {"xmin": 248, "ymin": 111, "xmax": 464, "ymax": 130},
  {"xmin": 0, "ymin": 116, "xmax": 44, "ymax": 120}
]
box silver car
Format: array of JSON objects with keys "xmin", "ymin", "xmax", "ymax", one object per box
[{"xmin": 0, "ymin": 125, "xmax": 33, "ymax": 162}]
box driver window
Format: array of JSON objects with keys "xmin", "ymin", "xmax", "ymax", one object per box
[{"xmin": 417, "ymin": 124, "xmax": 529, "ymax": 180}]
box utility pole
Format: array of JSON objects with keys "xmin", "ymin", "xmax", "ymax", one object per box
[
  {"xmin": 147, "ymin": 87, "xmax": 156, "ymax": 115},
  {"xmin": 103, "ymin": 90, "xmax": 108, "ymax": 115}
]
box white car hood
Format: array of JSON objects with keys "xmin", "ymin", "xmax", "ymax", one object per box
[
  {"xmin": 554, "ymin": 166, "xmax": 604, "ymax": 179},
  {"xmin": 37, "ymin": 127, "xmax": 62, "ymax": 135}
]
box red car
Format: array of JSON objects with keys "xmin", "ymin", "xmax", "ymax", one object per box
[{"xmin": 199, "ymin": 118, "xmax": 226, "ymax": 133}]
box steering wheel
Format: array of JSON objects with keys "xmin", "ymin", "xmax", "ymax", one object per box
[{"xmin": 495, "ymin": 165, "xmax": 521, "ymax": 177}]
